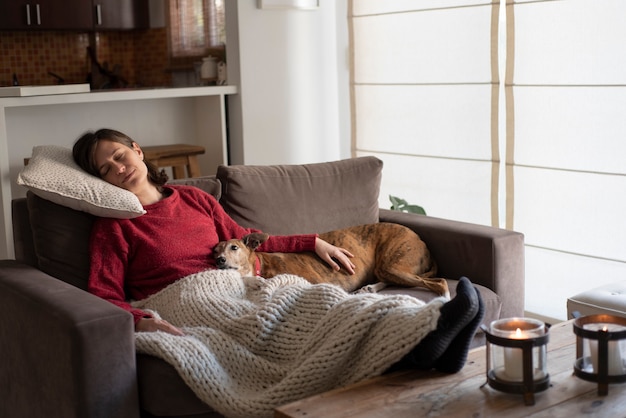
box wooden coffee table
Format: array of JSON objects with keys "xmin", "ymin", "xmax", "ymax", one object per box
[{"xmin": 275, "ymin": 320, "xmax": 626, "ymax": 417}]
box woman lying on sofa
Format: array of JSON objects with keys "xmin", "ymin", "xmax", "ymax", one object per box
[{"xmin": 72, "ymin": 128, "xmax": 484, "ymax": 376}]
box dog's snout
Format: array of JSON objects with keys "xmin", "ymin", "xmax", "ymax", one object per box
[{"xmin": 216, "ymin": 256, "xmax": 226, "ymax": 266}]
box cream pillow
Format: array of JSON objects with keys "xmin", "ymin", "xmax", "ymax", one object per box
[{"xmin": 17, "ymin": 145, "xmax": 146, "ymax": 218}]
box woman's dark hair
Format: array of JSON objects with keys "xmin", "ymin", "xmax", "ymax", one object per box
[{"xmin": 73, "ymin": 128, "xmax": 168, "ymax": 186}]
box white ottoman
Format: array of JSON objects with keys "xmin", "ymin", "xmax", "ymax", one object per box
[{"xmin": 567, "ymin": 281, "xmax": 626, "ymax": 319}]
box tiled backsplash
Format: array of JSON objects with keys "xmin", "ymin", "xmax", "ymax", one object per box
[{"xmin": 0, "ymin": 29, "xmax": 171, "ymax": 88}]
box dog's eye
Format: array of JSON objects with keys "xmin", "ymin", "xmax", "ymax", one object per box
[{"xmin": 230, "ymin": 244, "xmax": 239, "ymax": 251}]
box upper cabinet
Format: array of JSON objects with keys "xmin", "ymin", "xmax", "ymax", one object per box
[
  {"xmin": 0, "ymin": 1, "xmax": 93, "ymax": 30},
  {"xmin": 0, "ymin": 0, "xmax": 149, "ymax": 30},
  {"xmin": 93, "ymin": 0, "xmax": 149, "ymax": 30}
]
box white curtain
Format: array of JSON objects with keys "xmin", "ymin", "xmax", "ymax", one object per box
[
  {"xmin": 507, "ymin": 0, "xmax": 626, "ymax": 320},
  {"xmin": 351, "ymin": 0, "xmax": 626, "ymax": 321},
  {"xmin": 350, "ymin": 0, "xmax": 501, "ymax": 227}
]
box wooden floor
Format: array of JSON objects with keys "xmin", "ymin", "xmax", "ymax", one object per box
[{"xmin": 275, "ymin": 320, "xmax": 626, "ymax": 418}]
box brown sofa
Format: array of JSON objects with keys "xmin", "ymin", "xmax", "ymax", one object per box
[{"xmin": 0, "ymin": 156, "xmax": 525, "ymax": 418}]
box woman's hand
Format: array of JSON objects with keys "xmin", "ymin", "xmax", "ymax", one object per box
[
  {"xmin": 136, "ymin": 317, "xmax": 185, "ymax": 336},
  {"xmin": 315, "ymin": 237, "xmax": 356, "ymax": 274}
]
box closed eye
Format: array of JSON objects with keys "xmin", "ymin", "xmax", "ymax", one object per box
[{"xmin": 99, "ymin": 165, "xmax": 110, "ymax": 177}]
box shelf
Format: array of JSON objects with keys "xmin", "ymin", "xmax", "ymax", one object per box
[
  {"xmin": 0, "ymin": 85, "xmax": 237, "ymax": 107},
  {"xmin": 0, "ymin": 84, "xmax": 238, "ymax": 259}
]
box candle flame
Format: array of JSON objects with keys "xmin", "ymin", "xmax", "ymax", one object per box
[
  {"xmin": 515, "ymin": 328, "xmax": 523, "ymax": 338},
  {"xmin": 602, "ymin": 325, "xmax": 608, "ymax": 332}
]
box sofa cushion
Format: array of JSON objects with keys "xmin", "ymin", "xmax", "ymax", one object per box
[
  {"xmin": 18, "ymin": 145, "xmax": 146, "ymax": 219},
  {"xmin": 26, "ymin": 192, "xmax": 94, "ymax": 290},
  {"xmin": 567, "ymin": 281, "xmax": 626, "ymax": 319},
  {"xmin": 168, "ymin": 176, "xmax": 222, "ymax": 200},
  {"xmin": 217, "ymin": 156, "xmax": 383, "ymax": 235}
]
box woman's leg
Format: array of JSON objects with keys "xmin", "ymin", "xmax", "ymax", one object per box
[
  {"xmin": 434, "ymin": 282, "xmax": 485, "ymax": 373},
  {"xmin": 387, "ymin": 277, "xmax": 483, "ymax": 372}
]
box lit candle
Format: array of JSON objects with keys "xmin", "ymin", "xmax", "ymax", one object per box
[
  {"xmin": 586, "ymin": 324, "xmax": 625, "ymax": 376},
  {"xmin": 490, "ymin": 317, "xmax": 546, "ymax": 383},
  {"xmin": 503, "ymin": 327, "xmax": 526, "ymax": 381}
]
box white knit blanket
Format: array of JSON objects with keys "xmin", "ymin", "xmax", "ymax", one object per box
[{"xmin": 132, "ymin": 269, "xmax": 444, "ymax": 418}]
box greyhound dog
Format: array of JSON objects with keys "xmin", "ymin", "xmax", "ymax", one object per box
[{"xmin": 213, "ymin": 222, "xmax": 450, "ymax": 297}]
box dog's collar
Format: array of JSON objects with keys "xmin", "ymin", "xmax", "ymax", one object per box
[{"xmin": 254, "ymin": 255, "xmax": 262, "ymax": 276}]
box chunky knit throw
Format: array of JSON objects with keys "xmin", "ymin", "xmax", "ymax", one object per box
[{"xmin": 133, "ymin": 269, "xmax": 445, "ymax": 418}]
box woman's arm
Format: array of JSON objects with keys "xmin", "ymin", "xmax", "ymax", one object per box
[
  {"xmin": 89, "ymin": 220, "xmax": 185, "ymax": 335},
  {"xmin": 314, "ymin": 237, "xmax": 356, "ymax": 274},
  {"xmin": 87, "ymin": 221, "xmax": 146, "ymax": 320}
]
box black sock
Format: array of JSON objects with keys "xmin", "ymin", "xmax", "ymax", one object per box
[
  {"xmin": 398, "ymin": 277, "xmax": 480, "ymax": 370},
  {"xmin": 434, "ymin": 283, "xmax": 485, "ymax": 373}
]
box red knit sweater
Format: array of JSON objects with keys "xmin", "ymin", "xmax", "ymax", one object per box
[{"xmin": 87, "ymin": 185, "xmax": 317, "ymax": 323}]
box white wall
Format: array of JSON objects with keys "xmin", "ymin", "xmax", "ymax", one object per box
[{"xmin": 225, "ymin": 0, "xmax": 350, "ymax": 166}]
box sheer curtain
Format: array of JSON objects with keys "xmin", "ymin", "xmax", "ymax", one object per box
[{"xmin": 168, "ymin": 0, "xmax": 225, "ymax": 65}]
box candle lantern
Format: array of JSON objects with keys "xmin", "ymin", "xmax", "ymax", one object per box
[
  {"xmin": 481, "ymin": 317, "xmax": 550, "ymax": 405},
  {"xmin": 573, "ymin": 314, "xmax": 626, "ymax": 396}
]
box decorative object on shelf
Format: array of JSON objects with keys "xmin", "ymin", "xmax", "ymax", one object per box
[
  {"xmin": 87, "ymin": 46, "xmax": 128, "ymax": 90},
  {"xmin": 389, "ymin": 195, "xmax": 426, "ymax": 215},
  {"xmin": 573, "ymin": 314, "xmax": 626, "ymax": 396},
  {"xmin": 257, "ymin": 0, "xmax": 319, "ymax": 10},
  {"xmin": 201, "ymin": 56, "xmax": 218, "ymax": 85},
  {"xmin": 217, "ymin": 61, "xmax": 227, "ymax": 85},
  {"xmin": 481, "ymin": 317, "xmax": 550, "ymax": 405}
]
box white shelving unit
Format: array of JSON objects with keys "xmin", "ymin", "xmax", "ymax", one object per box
[{"xmin": 0, "ymin": 85, "xmax": 237, "ymax": 258}]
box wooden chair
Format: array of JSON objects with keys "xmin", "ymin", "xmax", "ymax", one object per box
[{"xmin": 142, "ymin": 144, "xmax": 205, "ymax": 179}]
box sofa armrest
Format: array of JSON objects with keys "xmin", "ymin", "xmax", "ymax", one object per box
[
  {"xmin": 379, "ymin": 209, "xmax": 525, "ymax": 319},
  {"xmin": 0, "ymin": 260, "xmax": 140, "ymax": 418}
]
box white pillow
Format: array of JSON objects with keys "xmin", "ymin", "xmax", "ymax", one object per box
[{"xmin": 17, "ymin": 145, "xmax": 146, "ymax": 219}]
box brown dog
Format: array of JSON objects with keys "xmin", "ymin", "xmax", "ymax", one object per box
[{"xmin": 213, "ymin": 222, "xmax": 449, "ymax": 297}]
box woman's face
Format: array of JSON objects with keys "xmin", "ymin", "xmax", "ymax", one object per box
[{"xmin": 93, "ymin": 139, "xmax": 149, "ymax": 193}]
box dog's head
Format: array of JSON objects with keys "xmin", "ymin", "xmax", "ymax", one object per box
[{"xmin": 212, "ymin": 232, "xmax": 269, "ymax": 276}]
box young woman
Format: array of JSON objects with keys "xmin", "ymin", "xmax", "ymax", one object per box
[{"xmin": 73, "ymin": 128, "xmax": 484, "ymax": 373}]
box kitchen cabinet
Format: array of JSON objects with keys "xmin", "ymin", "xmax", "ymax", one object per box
[
  {"xmin": 93, "ymin": 0, "xmax": 149, "ymax": 30},
  {"xmin": 0, "ymin": 1, "xmax": 93, "ymax": 30},
  {"xmin": 0, "ymin": 0, "xmax": 149, "ymax": 30}
]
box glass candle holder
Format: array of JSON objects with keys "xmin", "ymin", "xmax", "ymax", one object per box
[
  {"xmin": 573, "ymin": 314, "xmax": 626, "ymax": 396},
  {"xmin": 481, "ymin": 317, "xmax": 550, "ymax": 405}
]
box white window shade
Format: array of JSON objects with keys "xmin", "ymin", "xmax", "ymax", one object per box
[
  {"xmin": 353, "ymin": 6, "xmax": 493, "ymax": 84},
  {"xmin": 352, "ymin": 0, "xmax": 626, "ymax": 321},
  {"xmin": 355, "ymin": 84, "xmax": 494, "ymax": 160},
  {"xmin": 351, "ymin": 2, "xmax": 500, "ymax": 226},
  {"xmin": 353, "ymin": 0, "xmax": 491, "ymax": 16},
  {"xmin": 513, "ymin": 0, "xmax": 626, "ymax": 85},
  {"xmin": 513, "ymin": 87, "xmax": 626, "ymax": 174},
  {"xmin": 507, "ymin": 0, "xmax": 626, "ymax": 320}
]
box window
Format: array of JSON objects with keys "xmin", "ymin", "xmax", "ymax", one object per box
[
  {"xmin": 168, "ymin": 0, "xmax": 225, "ymax": 68},
  {"xmin": 350, "ymin": 0, "xmax": 626, "ymax": 322}
]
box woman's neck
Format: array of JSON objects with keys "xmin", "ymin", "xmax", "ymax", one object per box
[{"xmin": 136, "ymin": 185, "xmax": 165, "ymax": 206}]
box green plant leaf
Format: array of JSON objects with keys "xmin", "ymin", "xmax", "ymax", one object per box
[{"xmin": 389, "ymin": 195, "xmax": 426, "ymax": 215}]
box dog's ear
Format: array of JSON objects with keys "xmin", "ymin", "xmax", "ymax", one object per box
[{"xmin": 243, "ymin": 233, "xmax": 270, "ymax": 250}]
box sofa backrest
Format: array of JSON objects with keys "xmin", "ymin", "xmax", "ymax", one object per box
[
  {"xmin": 12, "ymin": 157, "xmax": 382, "ymax": 290},
  {"xmin": 216, "ymin": 156, "xmax": 383, "ymax": 235}
]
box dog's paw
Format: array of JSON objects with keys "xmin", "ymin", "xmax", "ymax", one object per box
[{"xmin": 354, "ymin": 282, "xmax": 387, "ymax": 294}]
